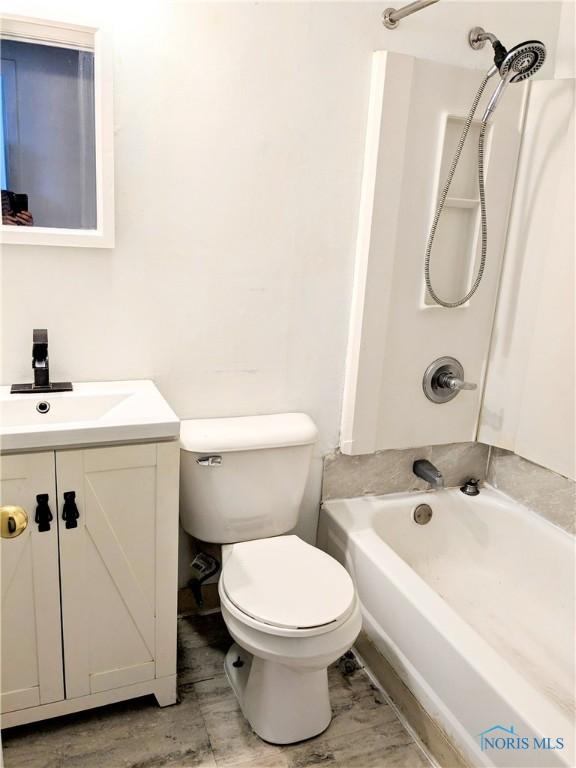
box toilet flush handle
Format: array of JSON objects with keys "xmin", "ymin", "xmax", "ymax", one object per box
[{"xmin": 196, "ymin": 455, "xmax": 223, "ymax": 467}]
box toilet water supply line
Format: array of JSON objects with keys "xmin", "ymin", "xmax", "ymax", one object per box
[{"xmin": 424, "ymin": 74, "xmax": 491, "ymax": 308}]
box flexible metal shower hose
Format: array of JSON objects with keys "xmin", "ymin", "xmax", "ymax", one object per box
[{"xmin": 424, "ymin": 74, "xmax": 490, "ymax": 308}]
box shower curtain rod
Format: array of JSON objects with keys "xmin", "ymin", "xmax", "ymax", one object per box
[{"xmin": 382, "ymin": 0, "xmax": 440, "ymax": 29}]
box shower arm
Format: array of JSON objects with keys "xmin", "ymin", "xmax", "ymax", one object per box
[
  {"xmin": 469, "ymin": 28, "xmax": 500, "ymax": 47},
  {"xmin": 382, "ymin": 0, "xmax": 440, "ymax": 30}
]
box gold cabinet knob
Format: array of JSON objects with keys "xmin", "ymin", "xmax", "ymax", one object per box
[{"xmin": 1, "ymin": 506, "xmax": 28, "ymax": 539}]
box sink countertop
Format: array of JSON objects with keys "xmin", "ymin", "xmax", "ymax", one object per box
[{"xmin": 0, "ymin": 380, "xmax": 180, "ymax": 452}]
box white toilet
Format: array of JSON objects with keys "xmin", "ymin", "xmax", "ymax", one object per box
[{"xmin": 179, "ymin": 413, "xmax": 361, "ymax": 745}]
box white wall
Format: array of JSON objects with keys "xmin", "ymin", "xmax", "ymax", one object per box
[
  {"xmin": 555, "ymin": 0, "xmax": 575, "ymax": 79},
  {"xmin": 0, "ymin": 2, "xmax": 562, "ymax": 581}
]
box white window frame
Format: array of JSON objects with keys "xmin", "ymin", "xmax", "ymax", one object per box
[{"xmin": 0, "ymin": 14, "xmax": 114, "ymax": 248}]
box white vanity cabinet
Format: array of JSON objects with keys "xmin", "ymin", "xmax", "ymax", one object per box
[{"xmin": 0, "ymin": 441, "xmax": 180, "ymax": 728}]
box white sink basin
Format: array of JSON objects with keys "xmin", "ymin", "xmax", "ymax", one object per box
[{"xmin": 0, "ymin": 380, "xmax": 180, "ymax": 452}]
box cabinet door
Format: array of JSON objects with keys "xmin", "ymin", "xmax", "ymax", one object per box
[
  {"xmin": 1, "ymin": 452, "xmax": 64, "ymax": 713},
  {"xmin": 56, "ymin": 444, "xmax": 159, "ymax": 698}
]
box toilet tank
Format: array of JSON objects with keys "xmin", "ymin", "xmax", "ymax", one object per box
[{"xmin": 179, "ymin": 413, "xmax": 318, "ymax": 544}]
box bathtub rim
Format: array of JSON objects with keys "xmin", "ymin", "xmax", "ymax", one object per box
[{"xmin": 322, "ymin": 485, "xmax": 575, "ymax": 543}]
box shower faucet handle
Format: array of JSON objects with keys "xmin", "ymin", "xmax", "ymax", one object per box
[{"xmin": 437, "ymin": 373, "xmax": 477, "ymax": 392}]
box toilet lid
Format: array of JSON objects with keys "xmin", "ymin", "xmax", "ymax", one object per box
[{"xmin": 222, "ymin": 535, "xmax": 355, "ymax": 629}]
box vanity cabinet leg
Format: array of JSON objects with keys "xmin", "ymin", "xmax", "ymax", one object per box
[{"xmin": 154, "ymin": 675, "xmax": 178, "ymax": 707}]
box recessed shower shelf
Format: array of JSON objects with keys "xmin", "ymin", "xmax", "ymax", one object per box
[{"xmin": 422, "ymin": 114, "xmax": 487, "ymax": 307}]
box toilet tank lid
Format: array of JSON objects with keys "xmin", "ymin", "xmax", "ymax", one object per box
[{"xmin": 180, "ymin": 413, "xmax": 318, "ymax": 453}]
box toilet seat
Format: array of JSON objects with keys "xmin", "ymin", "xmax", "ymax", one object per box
[{"xmin": 221, "ymin": 535, "xmax": 355, "ymax": 634}]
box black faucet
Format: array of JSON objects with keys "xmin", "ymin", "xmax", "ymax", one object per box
[
  {"xmin": 10, "ymin": 329, "xmax": 73, "ymax": 394},
  {"xmin": 32, "ymin": 329, "xmax": 49, "ymax": 388},
  {"xmin": 413, "ymin": 459, "xmax": 444, "ymax": 489}
]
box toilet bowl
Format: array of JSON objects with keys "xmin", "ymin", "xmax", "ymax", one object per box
[
  {"xmin": 179, "ymin": 414, "xmax": 361, "ymax": 744},
  {"xmin": 218, "ymin": 535, "xmax": 361, "ymax": 743}
]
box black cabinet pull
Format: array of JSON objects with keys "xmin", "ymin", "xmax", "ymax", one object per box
[
  {"xmin": 35, "ymin": 494, "xmax": 53, "ymax": 532},
  {"xmin": 62, "ymin": 491, "xmax": 80, "ymax": 529}
]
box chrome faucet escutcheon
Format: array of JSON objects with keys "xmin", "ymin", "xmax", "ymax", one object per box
[{"xmin": 422, "ymin": 357, "xmax": 477, "ymax": 403}]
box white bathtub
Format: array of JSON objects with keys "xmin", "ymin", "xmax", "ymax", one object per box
[{"xmin": 319, "ymin": 487, "xmax": 575, "ymax": 768}]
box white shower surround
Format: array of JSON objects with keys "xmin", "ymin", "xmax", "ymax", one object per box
[
  {"xmin": 340, "ymin": 52, "xmax": 525, "ymax": 454},
  {"xmin": 478, "ymin": 78, "xmax": 575, "ymax": 480},
  {"xmin": 319, "ymin": 488, "xmax": 574, "ymax": 768}
]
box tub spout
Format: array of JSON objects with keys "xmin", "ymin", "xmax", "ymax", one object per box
[{"xmin": 413, "ymin": 459, "xmax": 444, "ymax": 489}]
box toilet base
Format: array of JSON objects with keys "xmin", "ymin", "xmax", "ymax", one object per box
[{"xmin": 224, "ymin": 643, "xmax": 332, "ymax": 744}]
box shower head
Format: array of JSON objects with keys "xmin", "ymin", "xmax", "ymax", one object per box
[
  {"xmin": 469, "ymin": 27, "xmax": 547, "ymax": 79},
  {"xmin": 468, "ymin": 28, "xmax": 547, "ymax": 121},
  {"xmin": 498, "ymin": 40, "xmax": 546, "ymax": 81}
]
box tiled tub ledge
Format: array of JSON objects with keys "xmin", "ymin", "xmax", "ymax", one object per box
[
  {"xmin": 322, "ymin": 442, "xmax": 489, "ymax": 500},
  {"xmin": 487, "ymin": 447, "xmax": 575, "ymax": 535}
]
